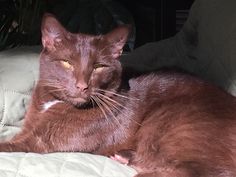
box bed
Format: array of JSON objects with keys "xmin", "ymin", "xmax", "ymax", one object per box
[{"xmin": 1, "ymin": 0, "xmax": 236, "ymax": 176}]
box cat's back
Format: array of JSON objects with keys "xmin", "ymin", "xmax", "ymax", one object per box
[
  {"xmin": 129, "ymin": 70, "xmax": 236, "ymax": 107},
  {"xmin": 128, "ymin": 70, "xmax": 236, "ymax": 125},
  {"xmin": 128, "ymin": 70, "xmax": 236, "ymax": 176}
]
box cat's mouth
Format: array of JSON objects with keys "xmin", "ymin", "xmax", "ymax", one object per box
[
  {"xmin": 69, "ymin": 95, "xmax": 93, "ymax": 108},
  {"xmin": 71, "ymin": 96, "xmax": 88, "ymax": 104},
  {"xmin": 73, "ymin": 97, "xmax": 87, "ymax": 103}
]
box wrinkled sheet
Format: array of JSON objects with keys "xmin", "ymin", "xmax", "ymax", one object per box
[{"xmin": 0, "ymin": 152, "xmax": 136, "ymax": 177}]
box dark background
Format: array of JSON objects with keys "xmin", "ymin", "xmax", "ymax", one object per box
[
  {"xmin": 0, "ymin": 0, "xmax": 195, "ymax": 51},
  {"xmin": 117, "ymin": 0, "xmax": 195, "ymax": 47}
]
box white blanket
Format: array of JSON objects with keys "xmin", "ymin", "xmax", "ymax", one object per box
[{"xmin": 0, "ymin": 152, "xmax": 136, "ymax": 177}]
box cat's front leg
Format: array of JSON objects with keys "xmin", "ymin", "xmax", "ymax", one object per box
[
  {"xmin": 0, "ymin": 142, "xmax": 28, "ymax": 152},
  {"xmin": 0, "ymin": 141, "xmax": 48, "ymax": 153},
  {"xmin": 0, "ymin": 134, "xmax": 49, "ymax": 153}
]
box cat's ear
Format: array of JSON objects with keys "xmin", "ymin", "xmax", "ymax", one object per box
[
  {"xmin": 105, "ymin": 25, "xmax": 131, "ymax": 59},
  {"xmin": 41, "ymin": 13, "xmax": 66, "ymax": 50}
]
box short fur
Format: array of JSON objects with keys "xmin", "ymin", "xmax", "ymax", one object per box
[{"xmin": 1, "ymin": 14, "xmax": 236, "ymax": 177}]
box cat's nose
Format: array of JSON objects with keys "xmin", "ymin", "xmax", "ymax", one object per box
[{"xmin": 76, "ymin": 82, "xmax": 88, "ymax": 92}]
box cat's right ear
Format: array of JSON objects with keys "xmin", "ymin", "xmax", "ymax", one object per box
[
  {"xmin": 41, "ymin": 13, "xmax": 65, "ymax": 51},
  {"xmin": 104, "ymin": 25, "xmax": 131, "ymax": 59}
]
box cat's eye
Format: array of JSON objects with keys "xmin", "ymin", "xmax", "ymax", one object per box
[
  {"xmin": 93, "ymin": 63, "xmax": 108, "ymax": 71},
  {"xmin": 60, "ymin": 60, "xmax": 74, "ymax": 70}
]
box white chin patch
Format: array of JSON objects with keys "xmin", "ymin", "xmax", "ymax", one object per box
[{"xmin": 41, "ymin": 100, "xmax": 63, "ymax": 112}]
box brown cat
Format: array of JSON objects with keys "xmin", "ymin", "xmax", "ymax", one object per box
[{"xmin": 1, "ymin": 13, "xmax": 236, "ymax": 177}]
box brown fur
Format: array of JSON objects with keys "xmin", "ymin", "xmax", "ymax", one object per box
[{"xmin": 1, "ymin": 14, "xmax": 236, "ymax": 177}]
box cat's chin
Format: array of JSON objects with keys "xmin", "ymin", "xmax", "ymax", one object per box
[{"xmin": 70, "ymin": 97, "xmax": 92, "ymax": 108}]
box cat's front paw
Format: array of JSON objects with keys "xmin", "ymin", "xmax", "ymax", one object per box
[
  {"xmin": 110, "ymin": 154, "xmax": 130, "ymax": 165},
  {"xmin": 110, "ymin": 149, "xmax": 135, "ymax": 165}
]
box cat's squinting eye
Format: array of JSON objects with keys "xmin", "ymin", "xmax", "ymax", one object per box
[
  {"xmin": 93, "ymin": 63, "xmax": 108, "ymax": 71},
  {"xmin": 60, "ymin": 60, "xmax": 74, "ymax": 71}
]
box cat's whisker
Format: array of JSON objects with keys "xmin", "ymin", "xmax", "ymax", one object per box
[
  {"xmin": 39, "ymin": 88, "xmax": 66, "ymax": 99},
  {"xmin": 48, "ymin": 88, "xmax": 67, "ymax": 93},
  {"xmin": 39, "ymin": 83, "xmax": 63, "ymax": 89},
  {"xmin": 39, "ymin": 92, "xmax": 50, "ymax": 99},
  {"xmin": 40, "ymin": 79, "xmax": 61, "ymax": 84},
  {"xmin": 95, "ymin": 94, "xmax": 142, "ymax": 126},
  {"xmin": 40, "ymin": 82, "xmax": 62, "ymax": 87},
  {"xmin": 40, "ymin": 79, "xmax": 62, "ymax": 84},
  {"xmin": 92, "ymin": 93, "xmax": 122, "ymax": 112},
  {"xmin": 40, "ymin": 79, "xmax": 58, "ymax": 82},
  {"xmin": 94, "ymin": 92, "xmax": 128, "ymax": 110},
  {"xmin": 93, "ymin": 91, "xmax": 140, "ymax": 126},
  {"xmin": 91, "ymin": 96, "xmax": 108, "ymax": 121},
  {"xmin": 96, "ymin": 94, "xmax": 122, "ymax": 113},
  {"xmin": 92, "ymin": 93, "xmax": 122, "ymax": 113},
  {"xmin": 89, "ymin": 97, "xmax": 95, "ymax": 109},
  {"xmin": 40, "ymin": 81, "xmax": 60, "ymax": 84},
  {"xmin": 40, "ymin": 84, "xmax": 62, "ymax": 89},
  {"xmin": 96, "ymin": 88, "xmax": 139, "ymax": 100},
  {"xmin": 94, "ymin": 95, "xmax": 122, "ymax": 126}
]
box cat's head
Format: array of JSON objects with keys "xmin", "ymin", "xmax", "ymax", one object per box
[{"xmin": 39, "ymin": 13, "xmax": 130, "ymax": 107}]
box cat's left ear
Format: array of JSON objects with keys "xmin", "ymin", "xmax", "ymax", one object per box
[
  {"xmin": 41, "ymin": 13, "xmax": 66, "ymax": 51},
  {"xmin": 105, "ymin": 25, "xmax": 131, "ymax": 59}
]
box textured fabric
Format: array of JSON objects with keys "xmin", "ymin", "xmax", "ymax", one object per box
[
  {"xmin": 0, "ymin": 152, "xmax": 136, "ymax": 177},
  {"xmin": 0, "ymin": 46, "xmax": 40, "ymax": 141}
]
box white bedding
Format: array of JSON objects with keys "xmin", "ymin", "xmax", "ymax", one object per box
[{"xmin": 0, "ymin": 152, "xmax": 136, "ymax": 177}]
